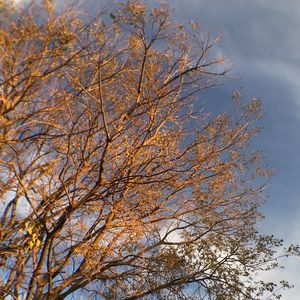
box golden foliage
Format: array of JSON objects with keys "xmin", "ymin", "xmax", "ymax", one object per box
[{"xmin": 0, "ymin": 1, "xmax": 295, "ymax": 300}]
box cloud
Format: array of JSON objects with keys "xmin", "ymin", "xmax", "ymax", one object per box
[{"xmin": 157, "ymin": 0, "xmax": 300, "ymax": 298}]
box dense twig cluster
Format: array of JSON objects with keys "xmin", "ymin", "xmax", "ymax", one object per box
[{"xmin": 0, "ymin": 1, "xmax": 297, "ymax": 299}]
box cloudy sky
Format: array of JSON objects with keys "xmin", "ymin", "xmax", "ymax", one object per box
[
  {"xmin": 153, "ymin": 0, "xmax": 300, "ymax": 298},
  {"xmin": 10, "ymin": 0, "xmax": 299, "ymax": 297}
]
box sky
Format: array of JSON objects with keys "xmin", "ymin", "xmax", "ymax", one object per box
[
  {"xmin": 8, "ymin": 0, "xmax": 300, "ymax": 298},
  {"xmin": 152, "ymin": 0, "xmax": 300, "ymax": 298}
]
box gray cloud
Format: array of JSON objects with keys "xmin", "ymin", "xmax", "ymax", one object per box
[
  {"xmin": 154, "ymin": 0, "xmax": 300, "ymax": 297},
  {"xmin": 13, "ymin": 0, "xmax": 300, "ymax": 296}
]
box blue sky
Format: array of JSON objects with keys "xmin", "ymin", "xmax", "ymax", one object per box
[
  {"xmin": 12, "ymin": 0, "xmax": 300, "ymax": 297},
  {"xmin": 154, "ymin": 0, "xmax": 300, "ymax": 297}
]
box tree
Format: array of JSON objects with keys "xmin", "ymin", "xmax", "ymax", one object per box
[{"xmin": 0, "ymin": 1, "xmax": 298, "ymax": 299}]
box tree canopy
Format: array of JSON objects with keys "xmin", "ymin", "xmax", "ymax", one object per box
[{"xmin": 0, "ymin": 1, "xmax": 298, "ymax": 299}]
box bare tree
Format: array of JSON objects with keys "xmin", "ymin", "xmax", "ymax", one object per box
[{"xmin": 0, "ymin": 1, "xmax": 297, "ymax": 299}]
